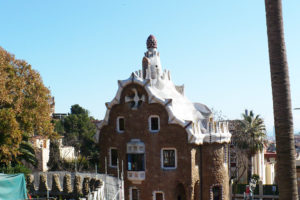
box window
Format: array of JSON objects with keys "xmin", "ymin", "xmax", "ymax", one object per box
[
  {"xmin": 161, "ymin": 148, "xmax": 177, "ymax": 169},
  {"xmin": 127, "ymin": 154, "xmax": 145, "ymax": 171},
  {"xmin": 130, "ymin": 188, "xmax": 139, "ymax": 200},
  {"xmin": 117, "ymin": 116, "xmax": 125, "ymax": 133},
  {"xmin": 153, "ymin": 191, "xmax": 164, "ymax": 200},
  {"xmin": 149, "ymin": 115, "xmax": 160, "ymax": 132},
  {"xmin": 110, "ymin": 148, "xmax": 118, "ymax": 167},
  {"xmin": 212, "ymin": 186, "xmax": 222, "ymax": 200}
]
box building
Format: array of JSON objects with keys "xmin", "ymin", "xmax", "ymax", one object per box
[
  {"xmin": 30, "ymin": 136, "xmax": 75, "ymax": 172},
  {"xmin": 264, "ymin": 143, "xmax": 276, "ymax": 184},
  {"xmin": 228, "ymin": 120, "xmax": 276, "ymax": 185},
  {"xmin": 57, "ymin": 137, "xmax": 76, "ymax": 161},
  {"xmin": 31, "ymin": 135, "xmax": 50, "ymax": 172},
  {"xmin": 97, "ymin": 35, "xmax": 231, "ymax": 200}
]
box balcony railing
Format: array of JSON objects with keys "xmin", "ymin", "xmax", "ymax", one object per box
[{"xmin": 127, "ymin": 171, "xmax": 145, "ymax": 181}]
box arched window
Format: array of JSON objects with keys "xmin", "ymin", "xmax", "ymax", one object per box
[
  {"xmin": 117, "ymin": 116, "xmax": 125, "ymax": 133},
  {"xmin": 130, "ymin": 187, "xmax": 139, "ymax": 200},
  {"xmin": 153, "ymin": 191, "xmax": 164, "ymax": 200},
  {"xmin": 149, "ymin": 115, "xmax": 160, "ymax": 132},
  {"xmin": 211, "ymin": 185, "xmax": 222, "ymax": 200},
  {"xmin": 109, "ymin": 147, "xmax": 118, "ymax": 168}
]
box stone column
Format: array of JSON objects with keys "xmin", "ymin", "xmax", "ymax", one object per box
[
  {"xmin": 63, "ymin": 174, "xmax": 72, "ymax": 194},
  {"xmin": 74, "ymin": 175, "xmax": 83, "ymax": 196},
  {"xmin": 38, "ymin": 174, "xmax": 49, "ymax": 194},
  {"xmin": 51, "ymin": 173, "xmax": 62, "ymax": 194}
]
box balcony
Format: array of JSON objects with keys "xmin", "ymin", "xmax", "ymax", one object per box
[{"xmin": 127, "ymin": 171, "xmax": 145, "ymax": 182}]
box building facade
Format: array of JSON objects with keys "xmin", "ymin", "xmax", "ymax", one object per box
[{"xmin": 97, "ymin": 35, "xmax": 231, "ymax": 200}]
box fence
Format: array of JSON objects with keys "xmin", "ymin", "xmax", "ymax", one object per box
[
  {"xmin": 231, "ymin": 181, "xmax": 279, "ymax": 199},
  {"xmin": 28, "ymin": 172, "xmax": 123, "ymax": 200}
]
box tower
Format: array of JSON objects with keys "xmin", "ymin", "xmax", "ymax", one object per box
[{"xmin": 142, "ymin": 35, "xmax": 163, "ymax": 79}]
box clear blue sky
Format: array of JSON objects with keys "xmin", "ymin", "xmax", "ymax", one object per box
[{"xmin": 1, "ymin": 1, "xmax": 300, "ymax": 135}]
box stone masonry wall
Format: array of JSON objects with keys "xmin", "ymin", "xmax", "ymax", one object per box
[
  {"xmin": 99, "ymin": 83, "xmax": 195, "ymax": 200},
  {"xmin": 99, "ymin": 83, "xmax": 230, "ymax": 200},
  {"xmin": 201, "ymin": 143, "xmax": 230, "ymax": 200}
]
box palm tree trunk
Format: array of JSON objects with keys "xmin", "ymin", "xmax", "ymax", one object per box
[
  {"xmin": 247, "ymin": 153, "xmax": 252, "ymax": 183},
  {"xmin": 265, "ymin": 0, "xmax": 298, "ymax": 199}
]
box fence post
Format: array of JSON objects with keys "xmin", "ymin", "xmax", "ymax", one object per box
[{"xmin": 259, "ymin": 181, "xmax": 263, "ymax": 200}]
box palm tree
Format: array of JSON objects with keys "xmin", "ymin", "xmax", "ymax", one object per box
[
  {"xmin": 17, "ymin": 140, "xmax": 37, "ymax": 167},
  {"xmin": 234, "ymin": 110, "xmax": 266, "ymax": 182},
  {"xmin": 265, "ymin": 0, "xmax": 298, "ymax": 199}
]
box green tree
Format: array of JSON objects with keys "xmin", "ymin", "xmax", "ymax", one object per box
[
  {"xmin": 17, "ymin": 134, "xmax": 38, "ymax": 167},
  {"xmin": 47, "ymin": 139, "xmax": 62, "ymax": 171},
  {"xmin": 0, "ymin": 47, "xmax": 54, "ymax": 165},
  {"xmin": 55, "ymin": 104, "xmax": 99, "ymax": 169},
  {"xmin": 265, "ymin": 0, "xmax": 298, "ymax": 198},
  {"xmin": 234, "ymin": 110, "xmax": 266, "ymax": 183}
]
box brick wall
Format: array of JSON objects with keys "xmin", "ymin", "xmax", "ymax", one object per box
[{"xmin": 99, "ymin": 83, "xmax": 230, "ymax": 200}]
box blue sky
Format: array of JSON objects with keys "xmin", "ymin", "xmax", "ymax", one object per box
[{"xmin": 1, "ymin": 1, "xmax": 300, "ymax": 135}]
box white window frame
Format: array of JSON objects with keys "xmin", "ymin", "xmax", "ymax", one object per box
[
  {"xmin": 152, "ymin": 191, "xmax": 165, "ymax": 200},
  {"xmin": 161, "ymin": 148, "xmax": 177, "ymax": 170},
  {"xmin": 116, "ymin": 116, "xmax": 125, "ymax": 133},
  {"xmin": 109, "ymin": 147, "xmax": 118, "ymax": 168},
  {"xmin": 148, "ymin": 115, "xmax": 160, "ymax": 133},
  {"xmin": 129, "ymin": 187, "xmax": 139, "ymax": 200}
]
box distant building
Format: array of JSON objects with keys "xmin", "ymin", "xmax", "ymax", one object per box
[
  {"xmin": 96, "ymin": 35, "xmax": 232, "ymax": 200},
  {"xmin": 228, "ymin": 121, "xmax": 277, "ymax": 185},
  {"xmin": 30, "ymin": 136, "xmax": 75, "ymax": 172},
  {"xmin": 57, "ymin": 137, "xmax": 75, "ymax": 161},
  {"xmin": 31, "ymin": 135, "xmax": 50, "ymax": 172},
  {"xmin": 264, "ymin": 143, "xmax": 276, "ymax": 184},
  {"xmin": 52, "ymin": 113, "xmax": 67, "ymax": 120}
]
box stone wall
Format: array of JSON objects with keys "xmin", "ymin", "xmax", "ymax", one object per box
[{"xmin": 201, "ymin": 143, "xmax": 230, "ymax": 200}]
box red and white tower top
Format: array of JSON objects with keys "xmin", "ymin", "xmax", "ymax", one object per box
[{"xmin": 146, "ymin": 34, "xmax": 157, "ymax": 49}]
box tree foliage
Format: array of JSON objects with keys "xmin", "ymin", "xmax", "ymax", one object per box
[
  {"xmin": 47, "ymin": 139, "xmax": 62, "ymax": 171},
  {"xmin": 233, "ymin": 110, "xmax": 266, "ymax": 182},
  {"xmin": 0, "ymin": 108, "xmax": 22, "ymax": 164},
  {"xmin": 0, "ymin": 47, "xmax": 54, "ymax": 165},
  {"xmin": 234, "ymin": 110, "xmax": 266, "ymax": 155},
  {"xmin": 54, "ymin": 104, "xmax": 99, "ymax": 168}
]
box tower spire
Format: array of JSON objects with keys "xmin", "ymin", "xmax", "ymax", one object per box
[
  {"xmin": 146, "ymin": 35, "xmax": 157, "ymax": 49},
  {"xmin": 142, "ymin": 35, "xmax": 162, "ymax": 79}
]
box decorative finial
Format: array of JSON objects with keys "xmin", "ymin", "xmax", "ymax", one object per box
[{"xmin": 146, "ymin": 35, "xmax": 157, "ymax": 49}]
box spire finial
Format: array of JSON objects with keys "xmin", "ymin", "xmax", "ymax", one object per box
[{"xmin": 146, "ymin": 35, "xmax": 157, "ymax": 49}]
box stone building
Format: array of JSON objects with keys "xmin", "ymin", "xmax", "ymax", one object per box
[
  {"xmin": 31, "ymin": 135, "xmax": 50, "ymax": 172},
  {"xmin": 97, "ymin": 35, "xmax": 231, "ymax": 200}
]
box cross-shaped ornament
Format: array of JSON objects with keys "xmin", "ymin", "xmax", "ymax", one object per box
[{"xmin": 125, "ymin": 88, "xmax": 145, "ymax": 110}]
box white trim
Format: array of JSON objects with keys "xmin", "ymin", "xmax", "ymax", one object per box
[
  {"xmin": 129, "ymin": 187, "xmax": 139, "ymax": 200},
  {"xmin": 161, "ymin": 148, "xmax": 177, "ymax": 170},
  {"xmin": 109, "ymin": 147, "xmax": 118, "ymax": 168},
  {"xmin": 127, "ymin": 139, "xmax": 145, "ymax": 154},
  {"xmin": 149, "ymin": 115, "xmax": 160, "ymax": 133},
  {"xmin": 152, "ymin": 191, "xmax": 165, "ymax": 200},
  {"xmin": 94, "ymin": 75, "xmax": 232, "ymax": 145},
  {"xmin": 116, "ymin": 116, "xmax": 125, "ymax": 133}
]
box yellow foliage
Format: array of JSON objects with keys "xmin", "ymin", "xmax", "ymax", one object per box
[{"xmin": 0, "ymin": 47, "xmax": 55, "ymax": 163}]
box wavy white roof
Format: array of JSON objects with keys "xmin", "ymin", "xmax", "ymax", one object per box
[{"xmin": 95, "ymin": 40, "xmax": 231, "ymax": 145}]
